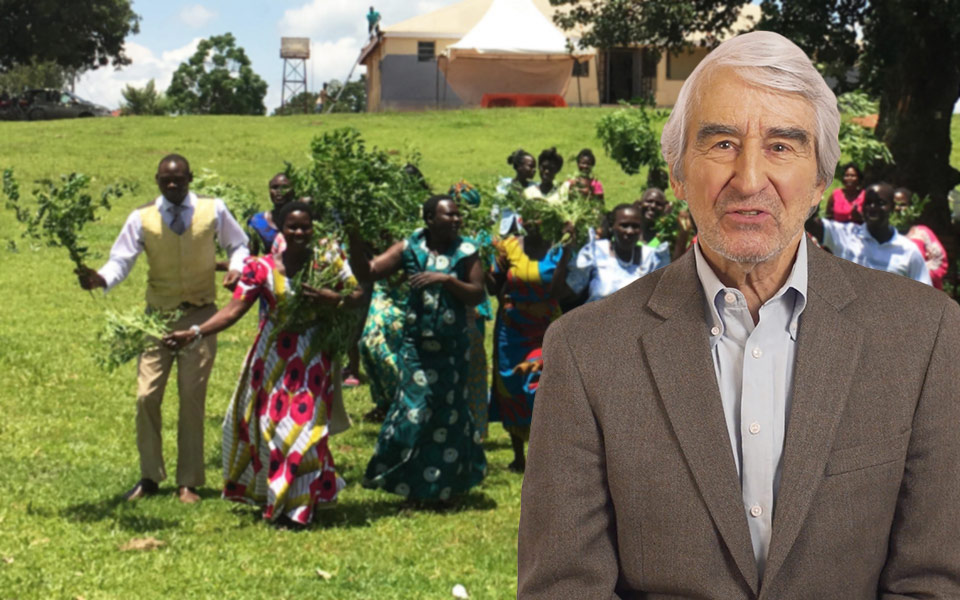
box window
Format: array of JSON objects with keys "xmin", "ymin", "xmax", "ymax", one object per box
[
  {"xmin": 572, "ymin": 60, "xmax": 589, "ymax": 78},
  {"xmin": 417, "ymin": 41, "xmax": 435, "ymax": 62}
]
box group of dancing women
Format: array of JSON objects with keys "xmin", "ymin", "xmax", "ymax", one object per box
[{"xmin": 164, "ymin": 147, "xmax": 675, "ymax": 527}]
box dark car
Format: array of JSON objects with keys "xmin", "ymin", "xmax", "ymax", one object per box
[{"xmin": 2, "ymin": 89, "xmax": 111, "ymax": 121}]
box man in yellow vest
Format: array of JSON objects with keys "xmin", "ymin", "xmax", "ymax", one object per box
[{"xmin": 77, "ymin": 154, "xmax": 250, "ymax": 503}]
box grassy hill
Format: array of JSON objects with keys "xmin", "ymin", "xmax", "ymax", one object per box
[{"xmin": 1, "ymin": 109, "xmax": 959, "ymax": 599}]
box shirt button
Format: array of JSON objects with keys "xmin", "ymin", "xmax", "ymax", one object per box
[
  {"xmin": 724, "ymin": 292, "xmax": 737, "ymax": 304},
  {"xmin": 750, "ymin": 504, "xmax": 763, "ymax": 518},
  {"xmin": 751, "ymin": 347, "xmax": 762, "ymax": 359},
  {"xmin": 749, "ymin": 422, "xmax": 761, "ymax": 435},
  {"xmin": 710, "ymin": 326, "xmax": 721, "ymax": 336}
]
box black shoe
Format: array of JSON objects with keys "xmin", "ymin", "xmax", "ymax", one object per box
[{"xmin": 124, "ymin": 478, "xmax": 159, "ymax": 501}]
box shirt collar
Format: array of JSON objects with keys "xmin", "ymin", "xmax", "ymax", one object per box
[
  {"xmin": 694, "ymin": 237, "xmax": 809, "ymax": 343},
  {"xmin": 856, "ymin": 222, "xmax": 899, "ymax": 245},
  {"xmin": 158, "ymin": 191, "xmax": 195, "ymax": 212}
]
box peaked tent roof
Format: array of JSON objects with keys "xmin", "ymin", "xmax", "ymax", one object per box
[{"xmin": 445, "ymin": 0, "xmax": 572, "ymax": 57}]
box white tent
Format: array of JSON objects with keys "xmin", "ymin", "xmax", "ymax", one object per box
[{"xmin": 438, "ymin": 0, "xmax": 591, "ymax": 106}]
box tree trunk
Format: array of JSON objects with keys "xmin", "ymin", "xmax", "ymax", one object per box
[{"xmin": 872, "ymin": 0, "xmax": 960, "ymax": 294}]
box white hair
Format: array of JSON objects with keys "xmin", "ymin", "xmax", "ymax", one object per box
[{"xmin": 660, "ymin": 30, "xmax": 841, "ymax": 185}]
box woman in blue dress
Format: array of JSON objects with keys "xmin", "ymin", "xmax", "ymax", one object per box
[
  {"xmin": 247, "ymin": 173, "xmax": 294, "ymax": 256},
  {"xmin": 349, "ymin": 195, "xmax": 487, "ymax": 501}
]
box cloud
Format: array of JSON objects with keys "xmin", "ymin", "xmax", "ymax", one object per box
[
  {"xmin": 74, "ymin": 38, "xmax": 202, "ymax": 109},
  {"xmin": 179, "ymin": 4, "xmax": 217, "ymax": 29}
]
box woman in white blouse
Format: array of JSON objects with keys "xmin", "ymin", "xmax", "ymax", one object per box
[{"xmin": 566, "ymin": 204, "xmax": 670, "ymax": 304}]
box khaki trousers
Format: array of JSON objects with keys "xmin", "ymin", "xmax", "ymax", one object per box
[{"xmin": 135, "ymin": 304, "xmax": 217, "ymax": 487}]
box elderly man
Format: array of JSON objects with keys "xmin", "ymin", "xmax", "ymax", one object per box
[
  {"xmin": 77, "ymin": 154, "xmax": 249, "ymax": 504},
  {"xmin": 518, "ymin": 31, "xmax": 960, "ymax": 599},
  {"xmin": 806, "ymin": 182, "xmax": 931, "ymax": 284}
]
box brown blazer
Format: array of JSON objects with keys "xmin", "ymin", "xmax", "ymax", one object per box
[{"xmin": 518, "ymin": 241, "xmax": 960, "ymax": 599}]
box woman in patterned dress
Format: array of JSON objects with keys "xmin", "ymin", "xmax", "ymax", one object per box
[
  {"xmin": 489, "ymin": 219, "xmax": 575, "ymax": 472},
  {"xmin": 358, "ymin": 278, "xmax": 406, "ymax": 418},
  {"xmin": 165, "ymin": 201, "xmax": 365, "ymax": 526},
  {"xmin": 349, "ymin": 195, "xmax": 487, "ymax": 501}
]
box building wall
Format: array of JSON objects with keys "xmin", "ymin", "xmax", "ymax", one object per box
[
  {"xmin": 376, "ymin": 36, "xmax": 463, "ymax": 110},
  {"xmin": 655, "ymin": 47, "xmax": 708, "ymax": 107}
]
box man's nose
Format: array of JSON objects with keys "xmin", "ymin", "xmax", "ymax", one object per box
[{"xmin": 730, "ymin": 145, "xmax": 768, "ymax": 196}]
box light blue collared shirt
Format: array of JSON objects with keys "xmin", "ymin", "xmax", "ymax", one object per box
[{"xmin": 694, "ymin": 238, "xmax": 808, "ymax": 578}]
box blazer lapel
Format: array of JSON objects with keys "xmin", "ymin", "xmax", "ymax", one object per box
[
  {"xmin": 761, "ymin": 244, "xmax": 862, "ymax": 592},
  {"xmin": 640, "ymin": 252, "xmax": 760, "ymax": 594}
]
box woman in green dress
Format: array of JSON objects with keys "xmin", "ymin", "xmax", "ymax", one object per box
[{"xmin": 349, "ymin": 195, "xmax": 487, "ymax": 501}]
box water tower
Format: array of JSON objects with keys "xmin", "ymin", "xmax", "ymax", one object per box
[{"xmin": 280, "ymin": 37, "xmax": 310, "ymax": 112}]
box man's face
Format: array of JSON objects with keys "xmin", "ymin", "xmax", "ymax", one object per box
[
  {"xmin": 156, "ymin": 160, "xmax": 192, "ymax": 205},
  {"xmin": 671, "ymin": 69, "xmax": 826, "ymax": 265},
  {"xmin": 862, "ymin": 186, "xmax": 893, "ymax": 227},
  {"xmin": 268, "ymin": 174, "xmax": 293, "ymax": 208}
]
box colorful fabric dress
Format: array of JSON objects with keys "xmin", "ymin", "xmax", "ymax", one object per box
[
  {"xmin": 490, "ymin": 236, "xmax": 564, "ymax": 439},
  {"xmin": 359, "ymin": 280, "xmax": 407, "ymax": 409},
  {"xmin": 221, "ymin": 246, "xmax": 355, "ymax": 524},
  {"xmin": 450, "ymin": 180, "xmax": 492, "ymax": 441},
  {"xmin": 362, "ymin": 229, "xmax": 487, "ymax": 500}
]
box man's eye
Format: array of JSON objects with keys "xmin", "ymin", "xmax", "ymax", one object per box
[
  {"xmin": 715, "ymin": 141, "xmax": 733, "ymax": 150},
  {"xmin": 771, "ymin": 143, "xmax": 789, "ymax": 152}
]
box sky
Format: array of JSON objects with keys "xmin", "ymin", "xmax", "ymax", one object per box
[{"xmin": 75, "ymin": 0, "xmax": 461, "ymax": 113}]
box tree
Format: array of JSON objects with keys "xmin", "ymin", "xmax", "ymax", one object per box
[
  {"xmin": 166, "ymin": 33, "xmax": 267, "ymax": 115},
  {"xmin": 272, "ymin": 91, "xmax": 318, "ymax": 116},
  {"xmin": 0, "ymin": 61, "xmax": 70, "ymax": 93},
  {"xmin": 120, "ymin": 79, "xmax": 169, "ymax": 116},
  {"xmin": 0, "ymin": 0, "xmax": 140, "ymax": 72},
  {"xmin": 325, "ymin": 76, "xmax": 367, "ymax": 113},
  {"xmin": 551, "ymin": 0, "xmax": 960, "ymax": 276}
]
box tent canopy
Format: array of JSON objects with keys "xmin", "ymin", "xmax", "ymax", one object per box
[{"xmin": 438, "ymin": 0, "xmax": 591, "ymax": 105}]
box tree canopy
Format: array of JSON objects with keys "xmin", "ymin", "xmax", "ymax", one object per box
[
  {"xmin": 166, "ymin": 33, "xmax": 268, "ymax": 115},
  {"xmin": 0, "ymin": 0, "xmax": 140, "ymax": 72}
]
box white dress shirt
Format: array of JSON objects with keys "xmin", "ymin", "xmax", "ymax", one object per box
[
  {"xmin": 97, "ymin": 192, "xmax": 250, "ymax": 291},
  {"xmin": 821, "ymin": 219, "xmax": 932, "ymax": 285},
  {"xmin": 694, "ymin": 239, "xmax": 808, "ymax": 578}
]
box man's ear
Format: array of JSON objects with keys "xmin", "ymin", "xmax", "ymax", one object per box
[{"xmin": 669, "ymin": 166, "xmax": 684, "ymax": 201}]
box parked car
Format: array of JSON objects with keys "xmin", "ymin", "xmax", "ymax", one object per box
[{"xmin": 0, "ymin": 89, "xmax": 111, "ymax": 121}]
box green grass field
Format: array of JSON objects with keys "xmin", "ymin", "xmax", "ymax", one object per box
[
  {"xmin": 0, "ymin": 108, "xmax": 655, "ymax": 600},
  {"xmin": 2, "ymin": 109, "xmax": 960, "ymax": 600}
]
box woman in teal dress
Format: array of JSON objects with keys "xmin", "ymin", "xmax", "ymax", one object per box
[
  {"xmin": 358, "ymin": 279, "xmax": 406, "ymax": 417},
  {"xmin": 349, "ymin": 195, "xmax": 487, "ymax": 501}
]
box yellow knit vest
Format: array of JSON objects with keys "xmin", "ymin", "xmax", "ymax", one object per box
[{"xmin": 140, "ymin": 197, "xmax": 217, "ymax": 310}]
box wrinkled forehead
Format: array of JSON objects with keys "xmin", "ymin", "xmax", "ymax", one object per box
[{"xmin": 686, "ymin": 67, "xmax": 817, "ymax": 144}]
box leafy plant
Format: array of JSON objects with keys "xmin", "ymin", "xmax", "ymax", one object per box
[
  {"xmin": 120, "ymin": 79, "xmax": 170, "ymax": 116},
  {"xmin": 192, "ymin": 168, "xmax": 261, "ymax": 238},
  {"xmin": 2, "ymin": 168, "xmax": 134, "ymax": 270},
  {"xmin": 508, "ymin": 186, "xmax": 604, "ymax": 248},
  {"xmin": 93, "ymin": 308, "xmax": 182, "ymax": 371},
  {"xmin": 596, "ymin": 101, "xmax": 669, "ymax": 187},
  {"xmin": 275, "ymin": 238, "xmax": 362, "ymax": 361},
  {"xmin": 652, "ymin": 199, "xmax": 690, "ymax": 248},
  {"xmin": 837, "ymin": 120, "xmax": 893, "ymax": 174},
  {"xmin": 287, "ymin": 128, "xmax": 428, "ymax": 244},
  {"xmin": 890, "ymin": 193, "xmax": 931, "ymax": 232},
  {"xmin": 837, "ymin": 90, "xmax": 879, "ymax": 117}
]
